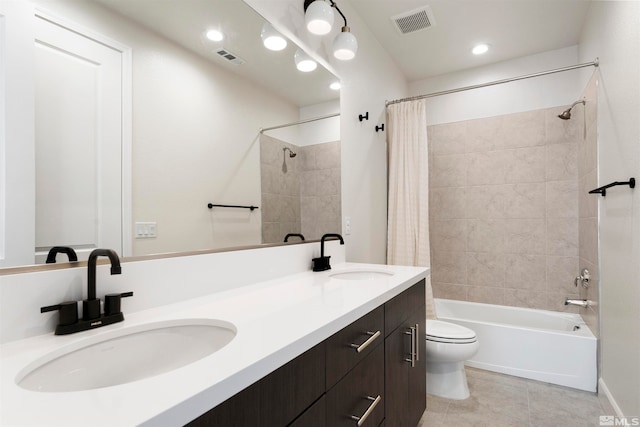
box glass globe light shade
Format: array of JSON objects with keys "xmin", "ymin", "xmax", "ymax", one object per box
[
  {"xmin": 333, "ymin": 27, "xmax": 358, "ymax": 60},
  {"xmin": 305, "ymin": 0, "xmax": 335, "ymax": 35},
  {"xmin": 294, "ymin": 49, "xmax": 317, "ymax": 72},
  {"xmin": 261, "ymin": 23, "xmax": 287, "ymax": 51}
]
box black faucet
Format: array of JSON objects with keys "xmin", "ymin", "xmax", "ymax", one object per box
[
  {"xmin": 45, "ymin": 246, "xmax": 78, "ymax": 263},
  {"xmin": 312, "ymin": 233, "xmax": 344, "ymax": 272},
  {"xmin": 284, "ymin": 233, "xmax": 305, "ymax": 242},
  {"xmin": 40, "ymin": 248, "xmax": 133, "ymax": 335},
  {"xmin": 84, "ymin": 249, "xmax": 122, "ymax": 320}
]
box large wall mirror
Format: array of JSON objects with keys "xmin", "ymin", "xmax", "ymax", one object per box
[{"xmin": 1, "ymin": 0, "xmax": 340, "ymax": 269}]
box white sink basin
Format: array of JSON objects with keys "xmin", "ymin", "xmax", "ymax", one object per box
[
  {"xmin": 16, "ymin": 319, "xmax": 236, "ymax": 392},
  {"xmin": 329, "ymin": 268, "xmax": 395, "ymax": 281}
]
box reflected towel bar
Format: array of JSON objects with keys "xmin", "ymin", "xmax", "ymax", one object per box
[
  {"xmin": 588, "ymin": 178, "xmax": 635, "ymax": 197},
  {"xmin": 207, "ymin": 203, "xmax": 259, "ymax": 211}
]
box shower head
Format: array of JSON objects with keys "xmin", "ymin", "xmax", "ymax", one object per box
[
  {"xmin": 558, "ymin": 100, "xmax": 585, "ymax": 120},
  {"xmin": 283, "ymin": 147, "xmax": 297, "ymax": 158}
]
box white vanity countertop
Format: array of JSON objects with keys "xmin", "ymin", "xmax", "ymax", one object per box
[{"xmin": 0, "ymin": 262, "xmax": 428, "ymax": 427}]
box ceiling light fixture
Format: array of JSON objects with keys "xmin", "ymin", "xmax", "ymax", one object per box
[
  {"xmin": 329, "ymin": 81, "xmax": 341, "ymax": 90},
  {"xmin": 261, "ymin": 23, "xmax": 287, "ymax": 51},
  {"xmin": 304, "ymin": 0, "xmax": 334, "ymax": 35},
  {"xmin": 472, "ymin": 43, "xmax": 489, "ymax": 55},
  {"xmin": 205, "ymin": 29, "xmax": 224, "ymax": 42},
  {"xmin": 304, "ymin": 0, "xmax": 357, "ymax": 61},
  {"xmin": 333, "ymin": 26, "xmax": 357, "ymax": 60},
  {"xmin": 294, "ymin": 49, "xmax": 317, "ymax": 72}
]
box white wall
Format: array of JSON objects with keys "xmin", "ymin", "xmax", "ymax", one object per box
[
  {"xmin": 578, "ymin": 1, "xmax": 640, "ymax": 417},
  {"xmin": 244, "ymin": 0, "xmax": 409, "ymax": 264},
  {"xmin": 0, "ymin": 1, "xmax": 36, "ymax": 267},
  {"xmin": 298, "ymin": 100, "xmax": 340, "ymax": 146},
  {"xmin": 409, "ymin": 45, "xmax": 586, "ymax": 125},
  {"xmin": 30, "ymin": 0, "xmax": 301, "ymax": 256}
]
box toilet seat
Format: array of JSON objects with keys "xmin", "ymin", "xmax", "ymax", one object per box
[{"xmin": 426, "ymin": 320, "xmax": 477, "ymax": 344}]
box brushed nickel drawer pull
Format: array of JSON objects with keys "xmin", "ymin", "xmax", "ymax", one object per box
[
  {"xmin": 415, "ymin": 323, "xmax": 420, "ymax": 362},
  {"xmin": 350, "ymin": 395, "xmax": 381, "ymax": 426},
  {"xmin": 350, "ymin": 330, "xmax": 381, "ymax": 353},
  {"xmin": 404, "ymin": 326, "xmax": 416, "ymax": 367}
]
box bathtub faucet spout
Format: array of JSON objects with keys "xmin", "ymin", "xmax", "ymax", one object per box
[{"xmin": 564, "ymin": 298, "xmax": 590, "ymax": 308}]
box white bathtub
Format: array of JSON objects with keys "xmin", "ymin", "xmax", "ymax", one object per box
[{"xmin": 434, "ymin": 298, "xmax": 597, "ymax": 392}]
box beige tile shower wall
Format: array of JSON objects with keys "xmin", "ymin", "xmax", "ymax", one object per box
[
  {"xmin": 578, "ymin": 73, "xmax": 599, "ymax": 336},
  {"xmin": 300, "ymin": 141, "xmax": 342, "ymax": 240},
  {"xmin": 429, "ymin": 106, "xmax": 585, "ymax": 312},
  {"xmin": 260, "ymin": 135, "xmax": 301, "ymax": 244},
  {"xmin": 260, "ymin": 137, "xmax": 342, "ymax": 244}
]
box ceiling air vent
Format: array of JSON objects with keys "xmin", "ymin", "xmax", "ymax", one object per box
[
  {"xmin": 391, "ymin": 6, "xmax": 436, "ymax": 35},
  {"xmin": 215, "ymin": 48, "xmax": 245, "ymax": 65}
]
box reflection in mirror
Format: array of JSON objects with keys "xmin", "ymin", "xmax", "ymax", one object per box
[
  {"xmin": 5, "ymin": 0, "xmax": 340, "ymax": 269},
  {"xmin": 260, "ymin": 113, "xmax": 341, "ymax": 244}
]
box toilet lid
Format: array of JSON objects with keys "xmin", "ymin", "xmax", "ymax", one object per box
[{"xmin": 426, "ymin": 320, "xmax": 477, "ymax": 343}]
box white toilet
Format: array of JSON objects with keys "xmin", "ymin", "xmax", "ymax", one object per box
[{"xmin": 425, "ymin": 319, "xmax": 479, "ymax": 400}]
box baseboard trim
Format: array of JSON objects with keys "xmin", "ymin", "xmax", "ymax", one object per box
[{"xmin": 599, "ymin": 377, "xmax": 625, "ymax": 417}]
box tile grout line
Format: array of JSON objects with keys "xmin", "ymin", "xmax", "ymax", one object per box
[{"xmin": 527, "ymin": 383, "xmax": 533, "ymax": 427}]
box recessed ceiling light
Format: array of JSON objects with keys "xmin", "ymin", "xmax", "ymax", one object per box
[
  {"xmin": 206, "ymin": 29, "xmax": 224, "ymax": 42},
  {"xmin": 472, "ymin": 43, "xmax": 489, "ymax": 55},
  {"xmin": 329, "ymin": 81, "xmax": 341, "ymax": 90}
]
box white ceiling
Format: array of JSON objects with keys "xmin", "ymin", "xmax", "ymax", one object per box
[
  {"xmin": 349, "ymin": 0, "xmax": 592, "ymax": 82},
  {"xmin": 93, "ymin": 0, "xmax": 339, "ymax": 107}
]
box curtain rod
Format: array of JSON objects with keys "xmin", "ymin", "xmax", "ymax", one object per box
[
  {"xmin": 385, "ymin": 58, "xmax": 599, "ymax": 107},
  {"xmin": 259, "ymin": 113, "xmax": 340, "ymax": 133}
]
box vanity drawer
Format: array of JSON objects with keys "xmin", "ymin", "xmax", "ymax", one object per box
[
  {"xmin": 326, "ymin": 343, "xmax": 385, "ymax": 427},
  {"xmin": 289, "ymin": 395, "xmax": 326, "ymax": 427},
  {"xmin": 384, "ymin": 280, "xmax": 425, "ymax": 336},
  {"xmin": 326, "ymin": 306, "xmax": 384, "ymax": 389}
]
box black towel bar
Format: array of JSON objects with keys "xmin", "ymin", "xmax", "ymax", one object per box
[
  {"xmin": 588, "ymin": 178, "xmax": 635, "ymax": 197},
  {"xmin": 207, "ymin": 203, "xmax": 259, "ymax": 211}
]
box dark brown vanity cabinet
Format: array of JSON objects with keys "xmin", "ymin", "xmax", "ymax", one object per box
[
  {"xmin": 185, "ymin": 342, "xmax": 325, "ymax": 427},
  {"xmin": 185, "ymin": 280, "xmax": 425, "ymax": 427},
  {"xmin": 384, "ymin": 280, "xmax": 427, "ymax": 427}
]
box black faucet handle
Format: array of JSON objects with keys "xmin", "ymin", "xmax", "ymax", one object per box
[
  {"xmin": 105, "ymin": 291, "xmax": 134, "ymax": 316},
  {"xmin": 41, "ymin": 301, "xmax": 78, "ymax": 326},
  {"xmin": 312, "ymin": 256, "xmax": 332, "ymax": 272}
]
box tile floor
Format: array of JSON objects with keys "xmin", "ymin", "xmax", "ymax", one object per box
[{"xmin": 419, "ymin": 367, "xmax": 615, "ymax": 427}]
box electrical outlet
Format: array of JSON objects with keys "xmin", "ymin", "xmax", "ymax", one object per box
[
  {"xmin": 345, "ymin": 216, "xmax": 351, "ymax": 235},
  {"xmin": 135, "ymin": 222, "xmax": 157, "ymax": 238}
]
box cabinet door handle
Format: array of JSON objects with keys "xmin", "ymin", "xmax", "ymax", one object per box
[
  {"xmin": 350, "ymin": 330, "xmax": 381, "ymax": 353},
  {"xmin": 350, "ymin": 395, "xmax": 381, "ymax": 426},
  {"xmin": 404, "ymin": 326, "xmax": 416, "ymax": 367},
  {"xmin": 415, "ymin": 323, "xmax": 420, "ymax": 362}
]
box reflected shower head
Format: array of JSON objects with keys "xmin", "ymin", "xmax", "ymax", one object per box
[
  {"xmin": 558, "ymin": 100, "xmax": 585, "ymax": 120},
  {"xmin": 283, "ymin": 147, "xmax": 297, "ymax": 158}
]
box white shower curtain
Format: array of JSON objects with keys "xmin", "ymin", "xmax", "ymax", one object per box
[{"xmin": 386, "ymin": 99, "xmax": 436, "ymax": 319}]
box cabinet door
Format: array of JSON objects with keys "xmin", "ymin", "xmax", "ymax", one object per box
[
  {"xmin": 407, "ymin": 306, "xmax": 427, "ymax": 427},
  {"xmin": 384, "ymin": 306, "xmax": 426, "ymax": 426},
  {"xmin": 260, "ymin": 342, "xmax": 326, "ymax": 426},
  {"xmin": 384, "ymin": 321, "xmax": 411, "ymax": 427},
  {"xmin": 326, "ymin": 344, "xmax": 385, "ymax": 427},
  {"xmin": 185, "ymin": 381, "xmax": 260, "ymax": 427},
  {"xmin": 289, "ymin": 395, "xmax": 326, "ymax": 427},
  {"xmin": 384, "ymin": 280, "xmax": 425, "ymax": 337}
]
